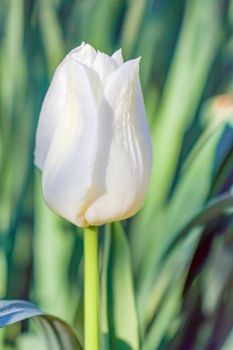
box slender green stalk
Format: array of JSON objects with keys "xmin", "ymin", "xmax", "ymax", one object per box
[{"xmin": 84, "ymin": 226, "xmax": 99, "ymax": 350}]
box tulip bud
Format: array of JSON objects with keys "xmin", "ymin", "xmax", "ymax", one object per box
[{"xmin": 34, "ymin": 42, "xmax": 152, "ymax": 227}]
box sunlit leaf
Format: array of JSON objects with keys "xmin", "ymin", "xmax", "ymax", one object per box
[
  {"xmin": 0, "ymin": 300, "xmax": 82, "ymax": 350},
  {"xmin": 0, "ymin": 300, "xmax": 42, "ymax": 327},
  {"xmin": 162, "ymin": 191, "xmax": 233, "ymax": 260},
  {"xmin": 108, "ymin": 223, "xmax": 139, "ymax": 350}
]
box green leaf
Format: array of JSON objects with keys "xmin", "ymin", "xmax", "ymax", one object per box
[
  {"xmin": 165, "ymin": 125, "xmax": 233, "ymax": 242},
  {"xmin": 162, "ymin": 191, "xmax": 233, "ymax": 260},
  {"xmin": 220, "ymin": 331, "xmax": 233, "ymax": 350},
  {"xmin": 0, "ymin": 300, "xmax": 42, "ymax": 327},
  {"xmin": 0, "ymin": 300, "xmax": 82, "ymax": 350},
  {"xmin": 142, "ymin": 285, "xmax": 181, "ymax": 350},
  {"xmin": 134, "ymin": 120, "xmax": 233, "ymax": 326},
  {"xmin": 146, "ymin": 0, "xmax": 221, "ymax": 211},
  {"xmin": 38, "ymin": 0, "xmax": 64, "ymax": 75},
  {"xmin": 120, "ymin": 0, "xmax": 148, "ymax": 58},
  {"xmin": 130, "ymin": 0, "xmax": 222, "ymax": 278},
  {"xmin": 108, "ymin": 223, "xmax": 139, "ymax": 350},
  {"xmin": 211, "ymin": 146, "xmax": 233, "ymax": 195},
  {"xmin": 34, "ymin": 173, "xmax": 76, "ymax": 323},
  {"xmin": 36, "ymin": 315, "xmax": 82, "ymax": 350}
]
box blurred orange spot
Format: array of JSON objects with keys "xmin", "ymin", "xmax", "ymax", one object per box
[{"xmin": 212, "ymin": 94, "xmax": 233, "ymax": 111}]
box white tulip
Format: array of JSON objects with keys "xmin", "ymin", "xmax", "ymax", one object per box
[{"xmin": 35, "ymin": 42, "xmax": 152, "ymax": 227}]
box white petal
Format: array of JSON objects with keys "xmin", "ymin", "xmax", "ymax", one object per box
[
  {"xmin": 42, "ymin": 60, "xmax": 100, "ymax": 227},
  {"xmin": 35, "ymin": 44, "xmax": 152, "ymax": 227},
  {"xmin": 94, "ymin": 51, "xmax": 118, "ymax": 83},
  {"xmin": 34, "ymin": 58, "xmax": 68, "ymax": 170},
  {"xmin": 34, "ymin": 43, "xmax": 101, "ymax": 171},
  {"xmin": 70, "ymin": 43, "xmax": 97, "ymax": 67},
  {"xmin": 104, "ymin": 58, "xmax": 140, "ymax": 108},
  {"xmin": 111, "ymin": 48, "xmax": 124, "ymax": 65},
  {"xmin": 85, "ymin": 58, "xmax": 152, "ymax": 225}
]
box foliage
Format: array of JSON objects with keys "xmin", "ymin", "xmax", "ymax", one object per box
[{"xmin": 0, "ymin": 0, "xmax": 233, "ymax": 349}]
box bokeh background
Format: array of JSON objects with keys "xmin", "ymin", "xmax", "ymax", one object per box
[{"xmin": 0, "ymin": 0, "xmax": 233, "ymax": 349}]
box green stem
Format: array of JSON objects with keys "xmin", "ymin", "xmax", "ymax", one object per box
[{"xmin": 84, "ymin": 226, "xmax": 99, "ymax": 350}]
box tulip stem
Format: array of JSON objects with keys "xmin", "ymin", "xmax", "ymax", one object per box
[{"xmin": 84, "ymin": 226, "xmax": 99, "ymax": 350}]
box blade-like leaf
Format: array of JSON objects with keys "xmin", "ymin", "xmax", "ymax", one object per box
[
  {"xmin": 0, "ymin": 300, "xmax": 42, "ymax": 327},
  {"xmin": 142, "ymin": 0, "xmax": 221, "ymax": 219},
  {"xmin": 108, "ymin": 223, "xmax": 139, "ymax": 350},
  {"xmin": 135, "ymin": 120, "xmax": 233, "ymax": 325},
  {"xmin": 36, "ymin": 315, "xmax": 82, "ymax": 350},
  {"xmin": 38, "ymin": 0, "xmax": 64, "ymax": 75},
  {"xmin": 0, "ymin": 300, "xmax": 82, "ymax": 350},
  {"xmin": 162, "ymin": 191, "xmax": 233, "ymax": 260}
]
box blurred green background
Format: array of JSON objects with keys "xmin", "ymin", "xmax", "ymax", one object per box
[{"xmin": 0, "ymin": 0, "xmax": 233, "ymax": 349}]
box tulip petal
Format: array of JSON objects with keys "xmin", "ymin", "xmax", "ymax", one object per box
[
  {"xmin": 94, "ymin": 51, "xmax": 118, "ymax": 83},
  {"xmin": 85, "ymin": 59, "xmax": 152, "ymax": 225},
  {"xmin": 35, "ymin": 43, "xmax": 152, "ymax": 227},
  {"xmin": 112, "ymin": 49, "xmax": 124, "ymax": 66},
  {"xmin": 70, "ymin": 42, "xmax": 97, "ymax": 67},
  {"xmin": 34, "ymin": 59, "xmax": 68, "ymax": 170},
  {"xmin": 35, "ymin": 44, "xmax": 100, "ymax": 171},
  {"xmin": 42, "ymin": 60, "xmax": 100, "ymax": 227}
]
